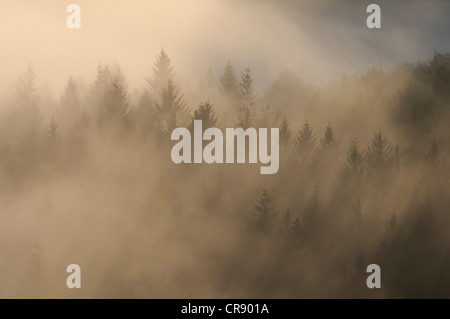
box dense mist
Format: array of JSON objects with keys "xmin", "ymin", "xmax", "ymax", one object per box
[{"xmin": 1, "ymin": 1, "xmax": 450, "ymax": 299}]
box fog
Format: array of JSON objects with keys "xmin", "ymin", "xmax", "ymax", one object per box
[
  {"xmin": 1, "ymin": 0, "xmax": 449, "ymax": 94},
  {"xmin": 0, "ymin": 1, "xmax": 449, "ymax": 298}
]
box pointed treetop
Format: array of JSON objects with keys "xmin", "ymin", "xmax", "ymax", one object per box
[
  {"xmin": 147, "ymin": 48, "xmax": 175, "ymax": 98},
  {"xmin": 296, "ymin": 120, "xmax": 316, "ymax": 155},
  {"xmin": 239, "ymin": 68, "xmax": 255, "ymax": 104},
  {"xmin": 219, "ymin": 61, "xmax": 239, "ymax": 99},
  {"xmin": 320, "ymin": 122, "xmax": 339, "ymax": 150}
]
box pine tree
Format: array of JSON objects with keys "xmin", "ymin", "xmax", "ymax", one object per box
[
  {"xmin": 101, "ymin": 75, "xmax": 129, "ymax": 131},
  {"xmin": 219, "ymin": 61, "xmax": 239, "ymax": 103},
  {"xmin": 77, "ymin": 109, "xmax": 90, "ymax": 129},
  {"xmin": 22, "ymin": 241, "xmax": 48, "ymax": 298},
  {"xmin": 18, "ymin": 64, "xmax": 41, "ymax": 129},
  {"xmin": 19, "ymin": 63, "xmax": 40, "ymax": 108},
  {"xmin": 426, "ymin": 138, "xmax": 440, "ymax": 168},
  {"xmin": 295, "ymin": 120, "xmax": 316, "ymax": 159},
  {"xmin": 416, "ymin": 139, "xmax": 444, "ymax": 197},
  {"xmin": 340, "ymin": 138, "xmax": 364, "ymax": 183},
  {"xmin": 189, "ymin": 101, "xmax": 218, "ymax": 131},
  {"xmin": 59, "ymin": 76, "xmax": 80, "ymax": 122},
  {"xmin": 289, "ymin": 217, "xmax": 302, "ymax": 241},
  {"xmin": 155, "ymin": 79, "xmax": 188, "ymax": 135},
  {"xmin": 135, "ymin": 91, "xmax": 155, "ymax": 138},
  {"xmin": 45, "ymin": 117, "xmax": 60, "ymax": 147},
  {"xmin": 239, "ymin": 68, "xmax": 255, "ymax": 104},
  {"xmin": 320, "ymin": 122, "xmax": 339, "ymax": 152},
  {"xmin": 146, "ymin": 48, "xmax": 174, "ymax": 99},
  {"xmin": 302, "ymin": 186, "xmax": 321, "ymax": 240},
  {"xmin": 281, "ymin": 209, "xmax": 291, "ymax": 236},
  {"xmin": 87, "ymin": 64, "xmax": 112, "ymax": 121},
  {"xmin": 251, "ymin": 189, "xmax": 277, "ymax": 234},
  {"xmin": 60, "ymin": 76, "xmax": 80, "ymax": 113},
  {"xmin": 279, "ymin": 117, "xmax": 292, "ymax": 148},
  {"xmin": 380, "ymin": 212, "xmax": 397, "ymax": 251},
  {"xmin": 235, "ymin": 105, "xmax": 255, "ymax": 129},
  {"xmin": 366, "ymin": 131, "xmax": 393, "ymax": 174}
]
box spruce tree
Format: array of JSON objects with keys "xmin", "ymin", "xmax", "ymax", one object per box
[
  {"xmin": 135, "ymin": 91, "xmax": 155, "ymax": 138},
  {"xmin": 45, "ymin": 117, "xmax": 60, "ymax": 147},
  {"xmin": 279, "ymin": 117, "xmax": 292, "ymax": 148},
  {"xmin": 19, "ymin": 63, "xmax": 40, "ymax": 109},
  {"xmin": 87, "ymin": 64, "xmax": 112, "ymax": 122},
  {"xmin": 189, "ymin": 101, "xmax": 218, "ymax": 131},
  {"xmin": 251, "ymin": 189, "xmax": 277, "ymax": 235},
  {"xmin": 235, "ymin": 105, "xmax": 254, "ymax": 129},
  {"xmin": 320, "ymin": 122, "xmax": 339, "ymax": 152},
  {"xmin": 101, "ymin": 75, "xmax": 130, "ymax": 133},
  {"xmin": 155, "ymin": 79, "xmax": 188, "ymax": 135},
  {"xmin": 219, "ymin": 61, "xmax": 239, "ymax": 103},
  {"xmin": 295, "ymin": 120, "xmax": 316, "ymax": 159},
  {"xmin": 239, "ymin": 68, "xmax": 255, "ymax": 104},
  {"xmin": 366, "ymin": 131, "xmax": 393, "ymax": 170},
  {"xmin": 59, "ymin": 76, "xmax": 81, "ymax": 129},
  {"xmin": 340, "ymin": 138, "xmax": 364, "ymax": 183},
  {"xmin": 146, "ymin": 48, "xmax": 174, "ymax": 99}
]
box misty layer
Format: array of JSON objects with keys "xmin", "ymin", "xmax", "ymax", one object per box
[{"xmin": 0, "ymin": 50, "xmax": 449, "ymax": 298}]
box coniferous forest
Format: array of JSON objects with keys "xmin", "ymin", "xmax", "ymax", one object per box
[{"xmin": 0, "ymin": 48, "xmax": 450, "ymax": 298}]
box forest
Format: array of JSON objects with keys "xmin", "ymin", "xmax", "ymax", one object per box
[{"xmin": 0, "ymin": 49, "xmax": 449, "ymax": 298}]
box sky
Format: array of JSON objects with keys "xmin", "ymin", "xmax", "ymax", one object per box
[{"xmin": 0, "ymin": 0, "xmax": 449, "ymax": 95}]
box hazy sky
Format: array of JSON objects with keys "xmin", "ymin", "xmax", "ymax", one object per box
[{"xmin": 0, "ymin": 0, "xmax": 449, "ymax": 95}]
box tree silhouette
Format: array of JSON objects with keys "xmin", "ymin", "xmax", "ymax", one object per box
[
  {"xmin": 320, "ymin": 122, "xmax": 339, "ymax": 152},
  {"xmin": 235, "ymin": 105, "xmax": 255, "ymax": 129},
  {"xmin": 239, "ymin": 68, "xmax": 255, "ymax": 104},
  {"xmin": 22, "ymin": 241, "xmax": 48, "ymax": 298},
  {"xmin": 219, "ymin": 61, "xmax": 239, "ymax": 104},
  {"xmin": 189, "ymin": 101, "xmax": 218, "ymax": 131},
  {"xmin": 45, "ymin": 117, "xmax": 60, "ymax": 147},
  {"xmin": 340, "ymin": 138, "xmax": 364, "ymax": 187},
  {"xmin": 279, "ymin": 117, "xmax": 292, "ymax": 148},
  {"xmin": 155, "ymin": 79, "xmax": 188, "ymax": 135},
  {"xmin": 366, "ymin": 131, "xmax": 394, "ymax": 178},
  {"xmin": 146, "ymin": 48, "xmax": 174, "ymax": 99},
  {"xmin": 101, "ymin": 75, "xmax": 130, "ymax": 134},
  {"xmin": 251, "ymin": 189, "xmax": 277, "ymax": 235},
  {"xmin": 295, "ymin": 120, "xmax": 316, "ymax": 161},
  {"xmin": 87, "ymin": 64, "xmax": 112, "ymax": 121},
  {"xmin": 59, "ymin": 76, "xmax": 81, "ymax": 129}
]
